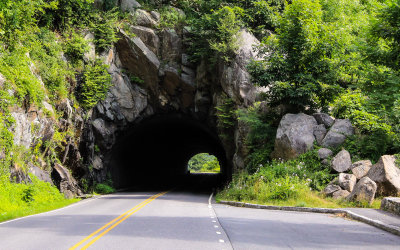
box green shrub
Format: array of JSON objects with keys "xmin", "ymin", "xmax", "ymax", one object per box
[
  {"xmin": 90, "ymin": 10, "xmax": 119, "ymax": 52},
  {"xmin": 158, "ymin": 7, "xmax": 186, "ymax": 29},
  {"xmin": 94, "ymin": 183, "xmax": 115, "ymax": 194},
  {"xmin": 63, "ymin": 30, "xmax": 90, "ymax": 65},
  {"xmin": 78, "ymin": 59, "xmax": 112, "ymax": 110}
]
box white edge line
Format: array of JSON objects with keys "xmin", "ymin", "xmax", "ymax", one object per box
[{"xmin": 0, "ymin": 194, "xmax": 104, "ymax": 226}]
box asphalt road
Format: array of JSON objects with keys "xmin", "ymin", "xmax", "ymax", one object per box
[{"xmin": 0, "ymin": 190, "xmax": 399, "ymax": 249}]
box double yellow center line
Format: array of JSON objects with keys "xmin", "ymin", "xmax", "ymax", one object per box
[{"xmin": 70, "ymin": 191, "xmax": 168, "ymax": 250}]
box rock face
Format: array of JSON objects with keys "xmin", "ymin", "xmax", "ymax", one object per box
[
  {"xmin": 52, "ymin": 163, "xmax": 82, "ymax": 199},
  {"xmin": 318, "ymin": 148, "xmax": 333, "ymax": 160},
  {"xmin": 272, "ymin": 113, "xmax": 317, "ymax": 160},
  {"xmin": 322, "ymin": 119, "xmax": 354, "ymax": 148},
  {"xmin": 367, "ymin": 155, "xmax": 400, "ymax": 196},
  {"xmin": 351, "ymin": 160, "xmax": 372, "ymax": 180},
  {"xmin": 130, "ymin": 26, "xmax": 160, "ymax": 55},
  {"xmin": 347, "ymin": 177, "xmax": 377, "ymax": 205},
  {"xmin": 331, "ymin": 149, "xmax": 352, "ymax": 173},
  {"xmin": 338, "ymin": 173, "xmax": 357, "ymax": 192}
]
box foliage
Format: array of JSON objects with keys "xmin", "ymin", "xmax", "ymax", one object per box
[
  {"xmin": 158, "ymin": 7, "xmax": 186, "ymax": 29},
  {"xmin": 188, "ymin": 153, "xmax": 221, "ymax": 173},
  {"xmin": 188, "ymin": 6, "xmax": 242, "ymax": 63},
  {"xmin": 90, "ymin": 10, "xmax": 120, "ymax": 52},
  {"xmin": 94, "ymin": 183, "xmax": 115, "ymax": 194},
  {"xmin": 0, "ymin": 47, "xmax": 45, "ymax": 106},
  {"xmin": 237, "ymin": 103, "xmax": 277, "ymax": 173},
  {"xmin": 248, "ymin": 0, "xmax": 343, "ymax": 112},
  {"xmin": 215, "ymin": 95, "xmax": 236, "ymax": 140},
  {"xmin": 78, "ymin": 59, "xmax": 112, "ymax": 110},
  {"xmin": 63, "ymin": 30, "xmax": 90, "ymax": 66}
]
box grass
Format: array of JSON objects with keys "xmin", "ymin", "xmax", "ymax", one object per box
[
  {"xmin": 0, "ymin": 174, "xmax": 80, "ymax": 223},
  {"xmin": 216, "ymin": 189, "xmax": 382, "ymax": 209}
]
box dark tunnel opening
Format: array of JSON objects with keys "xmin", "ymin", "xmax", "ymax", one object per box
[{"xmin": 108, "ymin": 114, "xmax": 230, "ymax": 190}]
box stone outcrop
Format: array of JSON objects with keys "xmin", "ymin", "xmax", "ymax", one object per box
[
  {"xmin": 351, "ymin": 160, "xmax": 372, "ymax": 180},
  {"xmin": 367, "ymin": 155, "xmax": 400, "ymax": 196},
  {"xmin": 347, "ymin": 177, "xmax": 377, "ymax": 205},
  {"xmin": 272, "ymin": 113, "xmax": 318, "ymax": 160},
  {"xmin": 120, "ymin": 0, "xmax": 141, "ymax": 12},
  {"xmin": 29, "ymin": 164, "xmax": 53, "ymax": 184},
  {"xmin": 331, "ymin": 149, "xmax": 352, "ymax": 173}
]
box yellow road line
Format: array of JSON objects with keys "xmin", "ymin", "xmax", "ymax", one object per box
[{"xmin": 70, "ymin": 191, "xmax": 168, "ymax": 250}]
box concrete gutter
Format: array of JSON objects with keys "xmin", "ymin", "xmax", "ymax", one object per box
[{"xmin": 219, "ymin": 200, "xmax": 400, "ymax": 237}]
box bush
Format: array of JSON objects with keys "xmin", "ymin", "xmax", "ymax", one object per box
[
  {"xmin": 90, "ymin": 10, "xmax": 119, "ymax": 52},
  {"xmin": 63, "ymin": 30, "xmax": 90, "ymax": 65},
  {"xmin": 94, "ymin": 183, "xmax": 115, "ymax": 194},
  {"xmin": 77, "ymin": 59, "xmax": 111, "ymax": 110}
]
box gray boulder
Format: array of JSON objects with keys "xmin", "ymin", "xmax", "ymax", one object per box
[
  {"xmin": 331, "ymin": 149, "xmax": 352, "ymax": 173},
  {"xmin": 323, "ymin": 184, "xmax": 341, "ymax": 196},
  {"xmin": 314, "ymin": 124, "xmax": 327, "ymax": 145},
  {"xmin": 322, "ymin": 119, "xmax": 354, "ymax": 148},
  {"xmin": 318, "ymin": 148, "xmax": 333, "ymax": 160},
  {"xmin": 332, "ymin": 190, "xmax": 350, "ymax": 200},
  {"xmin": 338, "ymin": 173, "xmax": 357, "ymax": 192},
  {"xmin": 52, "ymin": 163, "xmax": 83, "ymax": 199},
  {"xmin": 367, "ymin": 155, "xmax": 400, "ymax": 196},
  {"xmin": 351, "ymin": 160, "xmax": 372, "ymax": 180},
  {"xmin": 130, "ymin": 26, "xmax": 160, "ymax": 55},
  {"xmin": 120, "ymin": 0, "xmax": 141, "ymax": 12},
  {"xmin": 321, "ymin": 132, "xmax": 347, "ymax": 148},
  {"xmin": 313, "ymin": 113, "xmax": 334, "ymax": 128},
  {"xmin": 347, "ymin": 177, "xmax": 377, "ymax": 205},
  {"xmin": 272, "ymin": 113, "xmax": 318, "ymax": 160},
  {"xmin": 330, "ymin": 119, "xmax": 355, "ymax": 136}
]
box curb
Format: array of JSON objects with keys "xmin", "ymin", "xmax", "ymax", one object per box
[{"xmin": 219, "ymin": 200, "xmax": 400, "ymax": 237}]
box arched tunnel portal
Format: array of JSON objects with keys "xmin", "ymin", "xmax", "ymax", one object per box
[{"xmin": 108, "ymin": 114, "xmax": 230, "ymax": 189}]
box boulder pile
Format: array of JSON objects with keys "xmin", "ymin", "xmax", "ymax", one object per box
[{"xmin": 273, "ymin": 113, "xmax": 400, "ymax": 205}]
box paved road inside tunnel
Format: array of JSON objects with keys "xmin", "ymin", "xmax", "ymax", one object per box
[{"xmin": 0, "ymin": 190, "xmax": 399, "ymax": 250}]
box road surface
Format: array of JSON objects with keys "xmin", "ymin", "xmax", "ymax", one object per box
[{"xmin": 0, "ymin": 190, "xmax": 399, "ymax": 249}]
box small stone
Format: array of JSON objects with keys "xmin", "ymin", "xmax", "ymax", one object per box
[
  {"xmin": 338, "ymin": 173, "xmax": 357, "ymax": 192},
  {"xmin": 351, "ymin": 160, "xmax": 372, "ymax": 180},
  {"xmin": 318, "ymin": 148, "xmax": 333, "ymax": 160},
  {"xmin": 331, "ymin": 149, "xmax": 352, "ymax": 173}
]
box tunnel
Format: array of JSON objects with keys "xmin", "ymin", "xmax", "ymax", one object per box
[{"xmin": 108, "ymin": 114, "xmax": 230, "ymax": 189}]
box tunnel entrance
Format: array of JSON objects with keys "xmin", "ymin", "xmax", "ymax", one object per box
[{"xmin": 108, "ymin": 114, "xmax": 229, "ymax": 189}]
